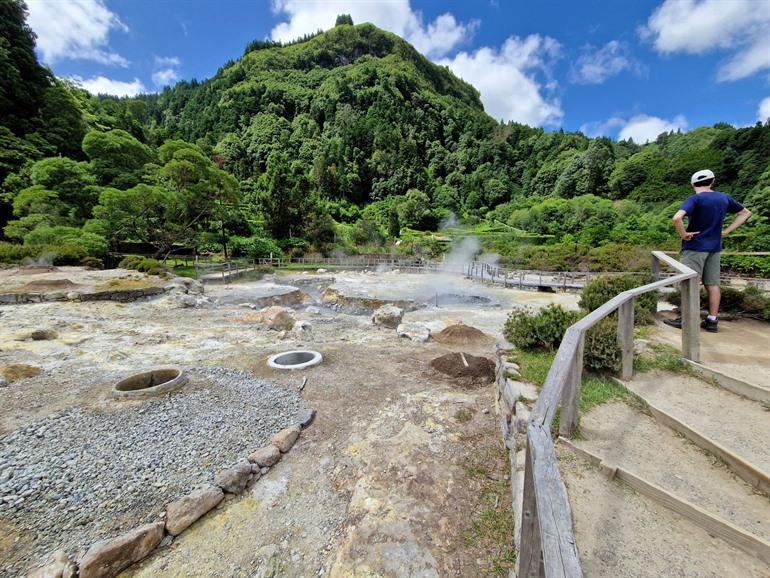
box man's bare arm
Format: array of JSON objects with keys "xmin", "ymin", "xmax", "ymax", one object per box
[
  {"xmin": 722, "ymin": 208, "xmax": 752, "ymax": 237},
  {"xmin": 672, "ymin": 209, "xmax": 699, "ymax": 241}
]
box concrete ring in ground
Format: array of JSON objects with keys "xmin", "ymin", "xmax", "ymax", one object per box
[
  {"xmin": 267, "ymin": 350, "xmax": 323, "ymax": 370},
  {"xmin": 112, "ymin": 367, "xmax": 187, "ymax": 399}
]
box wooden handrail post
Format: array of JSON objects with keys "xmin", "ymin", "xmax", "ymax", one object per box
[
  {"xmin": 519, "ymin": 442, "xmax": 545, "ymax": 577},
  {"xmin": 558, "ymin": 334, "xmax": 585, "ymax": 438},
  {"xmin": 651, "ymin": 254, "xmax": 661, "ymax": 280},
  {"xmin": 618, "ymin": 299, "xmax": 635, "ymax": 380},
  {"xmin": 681, "ymin": 276, "xmax": 701, "ymax": 362}
]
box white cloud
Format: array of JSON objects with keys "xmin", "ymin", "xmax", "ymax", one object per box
[
  {"xmin": 26, "ymin": 0, "xmax": 129, "ymax": 66},
  {"xmin": 152, "ymin": 56, "xmax": 182, "ymax": 87},
  {"xmin": 270, "ymin": 0, "xmax": 477, "ymax": 58},
  {"xmin": 641, "ymin": 0, "xmax": 770, "ymax": 81},
  {"xmin": 619, "ymin": 114, "xmax": 688, "ymax": 143},
  {"xmin": 70, "ymin": 75, "xmax": 145, "ymax": 97},
  {"xmin": 571, "ymin": 41, "xmax": 641, "ymax": 84},
  {"xmin": 438, "ymin": 35, "xmax": 562, "ymax": 126},
  {"xmin": 579, "ymin": 117, "xmax": 626, "ymax": 137},
  {"xmin": 759, "ymin": 97, "xmax": 770, "ymax": 122},
  {"xmin": 581, "ymin": 114, "xmax": 688, "ymax": 142}
]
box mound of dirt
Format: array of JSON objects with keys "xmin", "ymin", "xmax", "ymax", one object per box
[
  {"xmin": 433, "ymin": 323, "xmax": 493, "ymax": 346},
  {"xmin": 430, "ymin": 352, "xmax": 495, "ymax": 387},
  {"xmin": 22, "ymin": 278, "xmax": 79, "ymax": 291}
]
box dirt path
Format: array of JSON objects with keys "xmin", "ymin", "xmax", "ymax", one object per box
[
  {"xmin": 653, "ymin": 318, "xmax": 770, "ymax": 388},
  {"xmin": 576, "ymin": 401, "xmax": 770, "ymax": 542},
  {"xmin": 558, "ymin": 447, "xmax": 770, "ymax": 578},
  {"xmin": 624, "ymin": 370, "xmax": 770, "ymax": 474}
]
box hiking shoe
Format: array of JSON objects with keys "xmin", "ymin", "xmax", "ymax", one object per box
[
  {"xmin": 663, "ymin": 317, "xmax": 682, "ymax": 329},
  {"xmin": 701, "ymin": 317, "xmax": 718, "ymax": 333}
]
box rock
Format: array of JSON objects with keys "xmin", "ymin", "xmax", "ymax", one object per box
[
  {"xmin": 66, "ymin": 291, "xmax": 81, "ymax": 301},
  {"xmin": 0, "ymin": 376, "xmax": 7, "ymax": 388},
  {"xmin": 291, "ymin": 320, "xmax": 312, "ymax": 335},
  {"xmin": 297, "ymin": 408, "xmax": 316, "ymax": 429},
  {"xmin": 30, "ymin": 329, "xmax": 58, "ymax": 341},
  {"xmin": 214, "ymin": 460, "xmax": 254, "ymax": 494},
  {"xmin": 511, "ymin": 379, "xmax": 539, "ymax": 403},
  {"xmin": 248, "ymin": 445, "xmax": 281, "ymax": 467},
  {"xmin": 514, "ymin": 401, "xmax": 531, "ymax": 435},
  {"xmin": 174, "ymin": 294, "xmax": 198, "ymax": 308},
  {"xmin": 371, "ymin": 304, "xmax": 403, "ymax": 329},
  {"xmin": 271, "ymin": 425, "xmax": 301, "ymax": 453},
  {"xmin": 262, "ymin": 306, "xmax": 296, "ymax": 331},
  {"xmin": 316, "ymin": 268, "xmax": 328, "ymax": 273},
  {"xmin": 396, "ymin": 322, "xmax": 431, "ymax": 343},
  {"xmin": 78, "ymin": 521, "xmax": 164, "ymax": 578},
  {"xmin": 305, "ymin": 306, "xmax": 322, "ymax": 315},
  {"xmin": 27, "ymin": 550, "xmax": 77, "ymax": 578},
  {"xmin": 165, "ymin": 485, "xmax": 224, "ymax": 536}
]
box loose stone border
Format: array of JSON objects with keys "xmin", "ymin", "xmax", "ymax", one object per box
[
  {"xmin": 26, "ymin": 415, "xmax": 315, "ymax": 578},
  {"xmin": 493, "ymin": 343, "xmax": 539, "ymax": 572},
  {"xmin": 0, "ymin": 286, "xmax": 168, "ymax": 305}
]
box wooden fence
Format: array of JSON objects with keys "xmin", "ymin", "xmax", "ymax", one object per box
[{"xmin": 517, "ymin": 251, "xmax": 700, "ymax": 577}]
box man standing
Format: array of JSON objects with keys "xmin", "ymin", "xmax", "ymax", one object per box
[{"xmin": 665, "ymin": 169, "xmax": 751, "ymax": 332}]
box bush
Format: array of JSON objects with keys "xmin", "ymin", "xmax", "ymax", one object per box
[
  {"xmin": 503, "ymin": 304, "xmax": 581, "ymax": 351},
  {"xmin": 0, "ymin": 242, "xmax": 37, "ymax": 264},
  {"xmin": 583, "ymin": 318, "xmax": 621, "ymax": 373},
  {"xmin": 23, "ymin": 225, "xmax": 108, "ymax": 257},
  {"xmin": 666, "ymin": 285, "xmax": 770, "ymax": 321},
  {"xmin": 118, "ymin": 255, "xmax": 166, "ymax": 275},
  {"xmin": 579, "ymin": 274, "xmax": 658, "ymax": 325},
  {"xmin": 37, "ymin": 244, "xmax": 88, "ymax": 265}
]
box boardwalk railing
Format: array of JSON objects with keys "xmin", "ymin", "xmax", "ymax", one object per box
[{"xmin": 518, "ymin": 251, "xmax": 700, "ymax": 577}]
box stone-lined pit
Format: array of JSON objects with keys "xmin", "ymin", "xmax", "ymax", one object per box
[
  {"xmin": 268, "ymin": 350, "xmax": 323, "ymax": 370},
  {"xmin": 112, "ymin": 367, "xmax": 187, "ymax": 399}
]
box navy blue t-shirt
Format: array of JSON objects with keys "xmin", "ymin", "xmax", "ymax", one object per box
[{"xmin": 680, "ymin": 191, "xmax": 743, "ymax": 252}]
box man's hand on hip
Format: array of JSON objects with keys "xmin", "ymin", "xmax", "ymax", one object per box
[{"xmin": 681, "ymin": 231, "xmax": 699, "ymax": 241}]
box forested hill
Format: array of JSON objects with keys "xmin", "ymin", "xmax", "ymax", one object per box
[{"xmin": 1, "ymin": 4, "xmax": 769, "ymax": 273}]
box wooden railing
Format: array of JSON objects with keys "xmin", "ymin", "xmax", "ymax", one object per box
[{"xmin": 518, "ymin": 251, "xmax": 700, "ymax": 577}]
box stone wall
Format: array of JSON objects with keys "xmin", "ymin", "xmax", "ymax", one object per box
[{"xmin": 494, "ymin": 344, "xmax": 539, "ymax": 577}]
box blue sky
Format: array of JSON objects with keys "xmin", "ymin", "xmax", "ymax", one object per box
[{"xmin": 24, "ymin": 0, "xmax": 770, "ymax": 142}]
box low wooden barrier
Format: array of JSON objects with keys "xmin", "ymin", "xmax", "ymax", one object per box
[{"xmin": 517, "ymin": 251, "xmax": 700, "ymax": 577}]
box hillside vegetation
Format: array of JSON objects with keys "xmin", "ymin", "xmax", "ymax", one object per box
[{"xmin": 1, "ymin": 5, "xmax": 769, "ymax": 273}]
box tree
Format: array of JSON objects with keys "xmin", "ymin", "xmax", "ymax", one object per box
[
  {"xmin": 82, "ymin": 129, "xmax": 154, "ymax": 188},
  {"xmin": 93, "ymin": 140, "xmax": 239, "ymax": 257},
  {"xmin": 335, "ymin": 14, "xmax": 354, "ymax": 26}
]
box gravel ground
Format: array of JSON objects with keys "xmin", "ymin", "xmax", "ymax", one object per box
[{"xmin": 0, "ymin": 367, "xmax": 307, "ymax": 577}]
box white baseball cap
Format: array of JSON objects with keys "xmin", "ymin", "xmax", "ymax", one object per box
[{"xmin": 691, "ymin": 169, "xmax": 715, "ymax": 185}]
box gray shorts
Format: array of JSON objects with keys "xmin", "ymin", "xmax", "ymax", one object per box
[{"xmin": 680, "ymin": 250, "xmax": 721, "ymax": 285}]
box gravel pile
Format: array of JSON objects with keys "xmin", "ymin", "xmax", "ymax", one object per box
[{"xmin": 0, "ymin": 367, "xmax": 307, "ymax": 576}]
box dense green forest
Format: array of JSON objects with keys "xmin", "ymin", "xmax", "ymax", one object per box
[{"xmin": 1, "ymin": 3, "xmax": 769, "ymax": 274}]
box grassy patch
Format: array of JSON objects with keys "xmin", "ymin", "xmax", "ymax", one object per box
[
  {"xmin": 455, "ymin": 407, "xmax": 475, "ymax": 423},
  {"xmin": 463, "ymin": 447, "xmax": 516, "ymax": 576},
  {"xmin": 97, "ymin": 278, "xmax": 161, "ymax": 291},
  {"xmin": 515, "ymin": 349, "xmax": 631, "ymax": 433},
  {"xmin": 514, "ymin": 349, "xmax": 553, "ymax": 387},
  {"xmin": 635, "ymin": 342, "xmax": 699, "ymax": 377}
]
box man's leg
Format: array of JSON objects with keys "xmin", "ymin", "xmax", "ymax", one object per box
[
  {"xmin": 705, "ymin": 284, "xmax": 720, "ymax": 317},
  {"xmin": 701, "ymin": 252, "xmax": 721, "ymax": 332}
]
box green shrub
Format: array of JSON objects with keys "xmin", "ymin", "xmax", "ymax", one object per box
[
  {"xmin": 81, "ymin": 256, "xmax": 103, "ymax": 269},
  {"xmin": 666, "ymin": 285, "xmax": 770, "ymax": 321},
  {"xmin": 583, "ymin": 318, "xmax": 621, "ymax": 373},
  {"xmin": 503, "ymin": 305, "xmax": 581, "ymax": 351},
  {"xmin": 23, "ymin": 225, "xmax": 108, "ymax": 257},
  {"xmin": 118, "ymin": 256, "xmax": 166, "ymax": 275},
  {"xmin": 38, "ymin": 244, "xmax": 88, "ymax": 265},
  {"xmin": 579, "ymin": 274, "xmax": 658, "ymax": 325},
  {"xmin": 0, "ymin": 242, "xmax": 37, "ymax": 263}
]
